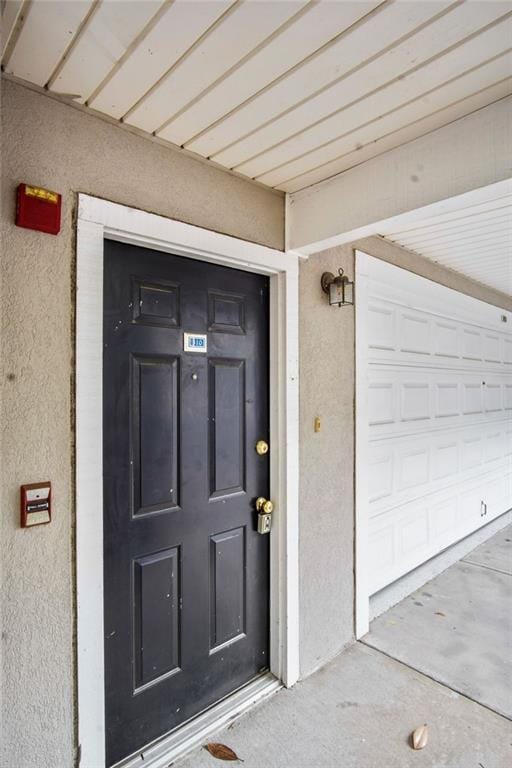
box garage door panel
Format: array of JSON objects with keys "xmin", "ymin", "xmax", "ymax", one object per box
[
  {"xmin": 400, "ymin": 382, "xmax": 430, "ymax": 422},
  {"xmin": 462, "ymin": 382, "xmax": 483, "ymax": 415},
  {"xmin": 366, "ymin": 282, "xmax": 510, "ymax": 371},
  {"xmin": 434, "ymin": 322, "xmax": 459, "ymax": 359},
  {"xmin": 358, "ymin": 253, "xmax": 512, "ymax": 594},
  {"xmin": 484, "ymin": 334, "xmax": 501, "ymax": 362},
  {"xmin": 485, "ymin": 476, "xmax": 507, "ymax": 514},
  {"xmin": 503, "ymin": 384, "xmax": 512, "ymax": 410},
  {"xmin": 484, "ymin": 383, "xmax": 502, "ymax": 412},
  {"xmin": 368, "ymin": 448, "xmax": 394, "ymax": 504},
  {"xmin": 435, "ymin": 382, "xmax": 459, "ymax": 418},
  {"xmin": 432, "ymin": 441, "xmax": 458, "ymax": 481},
  {"xmin": 368, "ymin": 303, "xmax": 396, "ymax": 351},
  {"xmin": 400, "ymin": 314, "xmax": 431, "ymax": 355},
  {"xmin": 369, "ymin": 464, "xmax": 512, "ymax": 593},
  {"xmin": 368, "ymin": 369, "xmax": 510, "ymax": 439},
  {"xmin": 369, "ymin": 419, "xmax": 510, "ymax": 519},
  {"xmin": 503, "ymin": 338, "xmax": 512, "ymax": 364},
  {"xmin": 368, "ymin": 382, "xmax": 395, "ymax": 426},
  {"xmin": 462, "ymin": 328, "xmax": 484, "ymax": 360},
  {"xmin": 483, "ymin": 431, "xmax": 504, "ymax": 464},
  {"xmin": 431, "ymin": 497, "xmax": 458, "ymax": 544},
  {"xmin": 368, "ymin": 523, "xmax": 395, "ymax": 580},
  {"xmin": 461, "ymin": 435, "xmax": 483, "ymax": 470},
  {"xmin": 458, "ymin": 485, "xmax": 483, "ymax": 533},
  {"xmin": 398, "ymin": 446, "xmax": 429, "ymax": 491},
  {"xmin": 399, "ymin": 507, "xmax": 429, "ymax": 562}
]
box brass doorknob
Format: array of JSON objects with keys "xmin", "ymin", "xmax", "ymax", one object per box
[
  {"xmin": 255, "ymin": 440, "xmax": 269, "ymax": 455},
  {"xmin": 256, "ymin": 497, "xmax": 274, "ymax": 515}
]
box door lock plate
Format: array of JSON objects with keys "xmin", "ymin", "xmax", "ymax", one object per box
[
  {"xmin": 256, "ymin": 496, "xmax": 273, "ymax": 534},
  {"xmin": 257, "ymin": 512, "xmax": 272, "ymax": 534}
]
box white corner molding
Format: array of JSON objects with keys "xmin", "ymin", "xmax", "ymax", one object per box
[
  {"xmin": 354, "ymin": 251, "xmax": 370, "ymax": 638},
  {"xmin": 288, "ymin": 97, "xmax": 512, "ymax": 255},
  {"xmin": 76, "ymin": 195, "xmax": 300, "ymax": 768},
  {"xmin": 285, "ymin": 192, "xmax": 308, "ymax": 260}
]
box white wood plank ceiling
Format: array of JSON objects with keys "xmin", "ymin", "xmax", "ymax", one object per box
[
  {"xmin": 380, "ymin": 192, "xmax": 512, "ymax": 295},
  {"xmin": 2, "ymin": 0, "xmax": 512, "ymax": 195}
]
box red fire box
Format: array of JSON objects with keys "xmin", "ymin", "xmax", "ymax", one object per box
[
  {"xmin": 20, "ymin": 482, "xmax": 51, "ymax": 528},
  {"xmin": 16, "ymin": 183, "xmax": 62, "ymax": 235}
]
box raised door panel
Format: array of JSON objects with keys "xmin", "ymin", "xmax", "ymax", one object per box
[
  {"xmin": 209, "ymin": 527, "xmax": 246, "ymax": 651},
  {"xmin": 133, "ymin": 548, "xmax": 180, "ymax": 690},
  {"xmin": 208, "ymin": 359, "xmax": 246, "ymax": 499},
  {"xmin": 131, "ymin": 356, "xmax": 179, "ymax": 515}
]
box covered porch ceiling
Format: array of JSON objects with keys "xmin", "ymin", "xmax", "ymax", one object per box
[
  {"xmin": 3, "ymin": 0, "xmax": 511, "ymax": 193},
  {"xmin": 379, "ymin": 190, "xmax": 512, "ymax": 296},
  {"xmin": 2, "ymin": 0, "xmax": 511, "ymax": 296}
]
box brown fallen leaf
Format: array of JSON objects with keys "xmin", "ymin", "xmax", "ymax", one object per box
[
  {"xmin": 411, "ymin": 724, "xmax": 429, "ymax": 750},
  {"xmin": 435, "ymin": 611, "xmax": 446, "ymax": 617},
  {"xmin": 205, "ymin": 743, "xmax": 240, "ymax": 761}
]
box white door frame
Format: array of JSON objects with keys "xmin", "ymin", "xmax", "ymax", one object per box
[{"xmin": 75, "ymin": 194, "xmax": 300, "ymax": 768}]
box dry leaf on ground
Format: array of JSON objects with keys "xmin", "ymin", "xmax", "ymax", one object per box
[
  {"xmin": 205, "ymin": 743, "xmax": 240, "ymax": 761},
  {"xmin": 411, "ymin": 723, "xmax": 429, "ymax": 750}
]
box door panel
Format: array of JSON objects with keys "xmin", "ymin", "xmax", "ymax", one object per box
[
  {"xmin": 103, "ymin": 240, "xmax": 269, "ymax": 766},
  {"xmin": 132, "ymin": 354, "xmax": 180, "ymax": 514},
  {"xmin": 133, "ymin": 547, "xmax": 180, "ymax": 689},
  {"xmin": 209, "ymin": 359, "xmax": 246, "ymax": 497},
  {"xmin": 209, "ymin": 527, "xmax": 246, "ymax": 650}
]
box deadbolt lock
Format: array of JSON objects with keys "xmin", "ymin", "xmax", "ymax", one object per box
[
  {"xmin": 256, "ymin": 496, "xmax": 274, "ymax": 534},
  {"xmin": 255, "ymin": 440, "xmax": 269, "ymax": 455}
]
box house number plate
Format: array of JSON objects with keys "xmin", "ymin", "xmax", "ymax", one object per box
[{"xmin": 184, "ymin": 332, "xmax": 207, "ymax": 353}]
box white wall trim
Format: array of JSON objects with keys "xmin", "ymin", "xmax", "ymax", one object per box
[
  {"xmin": 285, "ymin": 192, "xmax": 308, "ymax": 261},
  {"xmin": 354, "ymin": 251, "xmax": 371, "ymax": 638},
  {"xmin": 76, "ymin": 195, "xmax": 300, "ymax": 768}
]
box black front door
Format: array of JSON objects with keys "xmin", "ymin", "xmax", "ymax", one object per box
[{"xmin": 103, "ymin": 240, "xmax": 270, "ymax": 766}]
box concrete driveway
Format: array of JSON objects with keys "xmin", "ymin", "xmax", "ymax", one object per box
[{"xmin": 177, "ymin": 524, "xmax": 512, "ymax": 767}]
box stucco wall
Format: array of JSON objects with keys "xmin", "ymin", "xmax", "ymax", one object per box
[
  {"xmin": 299, "ymin": 245, "xmax": 356, "ymax": 676},
  {"xmin": 0, "ymin": 79, "xmax": 283, "ymax": 768},
  {"xmin": 3, "ymin": 75, "xmax": 512, "ymax": 766},
  {"xmin": 298, "ymin": 237, "xmax": 512, "ymax": 678}
]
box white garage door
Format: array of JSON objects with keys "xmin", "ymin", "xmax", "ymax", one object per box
[{"xmin": 356, "ymin": 252, "xmax": 512, "ymax": 597}]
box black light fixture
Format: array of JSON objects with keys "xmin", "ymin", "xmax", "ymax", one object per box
[{"xmin": 321, "ymin": 268, "xmax": 354, "ymax": 307}]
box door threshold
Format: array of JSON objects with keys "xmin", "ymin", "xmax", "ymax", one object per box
[{"xmin": 113, "ymin": 674, "xmax": 282, "ymax": 768}]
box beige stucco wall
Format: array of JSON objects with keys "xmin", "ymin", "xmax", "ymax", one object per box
[
  {"xmin": 298, "ymin": 236, "xmax": 512, "ymax": 678},
  {"xmin": 0, "ymin": 79, "xmax": 283, "ymax": 768},
  {"xmin": 299, "ymin": 244, "xmax": 356, "ymax": 676},
  {"xmin": 3, "ymin": 75, "xmax": 512, "ymax": 767}
]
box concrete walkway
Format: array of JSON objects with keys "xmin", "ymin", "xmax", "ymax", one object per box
[
  {"xmin": 178, "ymin": 526, "xmax": 512, "ymax": 768},
  {"xmin": 363, "ymin": 524, "xmax": 512, "ymax": 719}
]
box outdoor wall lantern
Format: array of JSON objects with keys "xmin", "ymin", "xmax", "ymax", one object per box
[{"xmin": 321, "ymin": 268, "xmax": 354, "ymax": 307}]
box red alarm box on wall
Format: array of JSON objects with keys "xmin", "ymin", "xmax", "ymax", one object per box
[
  {"xmin": 20, "ymin": 482, "xmax": 51, "ymax": 527},
  {"xmin": 16, "ymin": 183, "xmax": 62, "ymax": 235}
]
